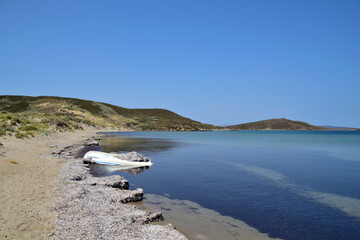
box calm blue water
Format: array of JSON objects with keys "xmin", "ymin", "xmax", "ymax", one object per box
[{"xmin": 93, "ymin": 131, "xmax": 360, "ymax": 240}]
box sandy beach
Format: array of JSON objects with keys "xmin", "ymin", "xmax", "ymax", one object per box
[{"xmin": 0, "ymin": 129, "xmax": 98, "ymax": 239}]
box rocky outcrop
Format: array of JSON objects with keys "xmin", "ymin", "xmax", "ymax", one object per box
[
  {"xmin": 116, "ymin": 188, "xmax": 144, "ymax": 203},
  {"xmin": 136, "ymin": 211, "xmax": 164, "ymax": 224},
  {"xmin": 85, "ymin": 141, "xmax": 99, "ymax": 146},
  {"xmin": 83, "ymin": 175, "xmax": 130, "ymax": 189},
  {"xmin": 111, "ymin": 151, "xmax": 151, "ymax": 162}
]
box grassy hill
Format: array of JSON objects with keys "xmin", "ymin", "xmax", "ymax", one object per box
[
  {"xmin": 0, "ymin": 95, "xmax": 216, "ymax": 138},
  {"xmin": 227, "ymin": 118, "xmax": 329, "ymax": 130}
]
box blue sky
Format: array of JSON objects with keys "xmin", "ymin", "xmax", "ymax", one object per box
[{"xmin": 1, "ymin": 0, "xmax": 359, "ymax": 127}]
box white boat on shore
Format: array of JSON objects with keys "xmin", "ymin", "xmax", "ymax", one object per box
[{"xmin": 84, "ymin": 151, "xmax": 153, "ymax": 167}]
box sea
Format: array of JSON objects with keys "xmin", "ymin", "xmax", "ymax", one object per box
[{"xmin": 91, "ymin": 131, "xmax": 360, "ymax": 240}]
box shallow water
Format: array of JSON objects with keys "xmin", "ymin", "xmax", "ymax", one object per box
[{"xmin": 92, "ymin": 131, "xmax": 360, "ymax": 240}]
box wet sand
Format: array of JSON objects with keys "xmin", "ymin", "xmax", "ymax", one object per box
[{"xmin": 144, "ymin": 194, "xmax": 281, "ymax": 240}]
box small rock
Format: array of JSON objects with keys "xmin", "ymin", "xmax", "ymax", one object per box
[
  {"xmin": 122, "ymin": 216, "xmax": 133, "ymax": 225},
  {"xmin": 136, "ymin": 211, "xmax": 164, "ymax": 224},
  {"xmin": 83, "ymin": 158, "xmax": 94, "ymax": 164},
  {"xmin": 85, "ymin": 141, "xmax": 99, "ymax": 146},
  {"xmin": 68, "ymin": 146, "xmax": 86, "ymax": 158},
  {"xmin": 52, "ymin": 149, "xmax": 65, "ymax": 155},
  {"xmin": 84, "ymin": 175, "xmax": 129, "ymax": 190},
  {"xmin": 71, "ymin": 175, "xmax": 84, "ymax": 181},
  {"xmin": 168, "ymin": 223, "xmax": 177, "ymax": 229},
  {"xmin": 112, "ymin": 151, "xmax": 150, "ymax": 162},
  {"xmin": 122, "ymin": 188, "xmax": 143, "ymax": 203},
  {"xmin": 109, "ymin": 188, "xmax": 144, "ymax": 203}
]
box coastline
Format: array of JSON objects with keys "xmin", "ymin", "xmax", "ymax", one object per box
[{"xmin": 0, "ymin": 128, "xmax": 186, "ymax": 239}]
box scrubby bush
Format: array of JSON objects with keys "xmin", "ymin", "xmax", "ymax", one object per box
[
  {"xmin": 19, "ymin": 125, "xmax": 38, "ymax": 131},
  {"xmin": 25, "ymin": 131, "xmax": 35, "ymax": 137},
  {"xmin": 6, "ymin": 126, "xmax": 15, "ymax": 132},
  {"xmin": 56, "ymin": 120, "xmax": 69, "ymax": 128},
  {"xmin": 149, "ymin": 116, "xmax": 160, "ymax": 121},
  {"xmin": 22, "ymin": 118, "xmax": 31, "ymax": 124},
  {"xmin": 72, "ymin": 124, "xmax": 83, "ymax": 130},
  {"xmin": 0, "ymin": 127, "xmax": 6, "ymax": 136},
  {"xmin": 15, "ymin": 131, "xmax": 25, "ymax": 139},
  {"xmin": 82, "ymin": 119, "xmax": 96, "ymax": 127},
  {"xmin": 11, "ymin": 118, "xmax": 23, "ymax": 125}
]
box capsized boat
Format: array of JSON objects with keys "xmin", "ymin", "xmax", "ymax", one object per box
[{"xmin": 83, "ymin": 151, "xmax": 153, "ymax": 167}]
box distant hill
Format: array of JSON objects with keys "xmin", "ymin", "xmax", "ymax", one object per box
[
  {"xmin": 227, "ymin": 118, "xmax": 329, "ymax": 130},
  {"xmin": 0, "ymin": 95, "xmax": 216, "ymax": 138},
  {"xmin": 320, "ymin": 125, "xmax": 359, "ymax": 130}
]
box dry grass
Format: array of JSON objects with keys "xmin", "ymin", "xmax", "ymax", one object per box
[
  {"xmin": 0, "ymin": 95, "xmax": 217, "ymax": 133},
  {"xmin": 2, "ymin": 158, "xmax": 18, "ymax": 164}
]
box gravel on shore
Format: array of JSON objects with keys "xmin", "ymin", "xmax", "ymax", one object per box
[{"xmin": 50, "ymin": 134, "xmax": 187, "ymax": 240}]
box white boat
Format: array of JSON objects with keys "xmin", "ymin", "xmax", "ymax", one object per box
[{"xmin": 83, "ymin": 151, "xmax": 153, "ymax": 167}]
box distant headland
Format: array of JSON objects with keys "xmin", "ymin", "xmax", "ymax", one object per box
[{"xmin": 225, "ymin": 118, "xmax": 358, "ymax": 131}]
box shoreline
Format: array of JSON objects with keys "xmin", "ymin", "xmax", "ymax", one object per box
[
  {"xmin": 143, "ymin": 194, "xmax": 282, "ymax": 240},
  {"xmin": 0, "ymin": 128, "xmax": 289, "ymax": 240},
  {"xmin": 0, "ymin": 128, "xmax": 186, "ymax": 239}
]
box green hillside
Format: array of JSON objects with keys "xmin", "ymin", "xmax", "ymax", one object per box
[
  {"xmin": 227, "ymin": 118, "xmax": 329, "ymax": 130},
  {"xmin": 0, "ymin": 95, "xmax": 216, "ymax": 138}
]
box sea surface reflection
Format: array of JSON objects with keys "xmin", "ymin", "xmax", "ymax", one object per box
[
  {"xmin": 91, "ymin": 164, "xmax": 150, "ymax": 176},
  {"xmin": 99, "ymin": 135, "xmax": 181, "ymax": 154}
]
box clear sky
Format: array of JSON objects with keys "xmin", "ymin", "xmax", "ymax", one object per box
[{"xmin": 1, "ymin": 0, "xmax": 359, "ymax": 127}]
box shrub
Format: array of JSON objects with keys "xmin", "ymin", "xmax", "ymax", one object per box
[
  {"xmin": 11, "ymin": 118, "xmax": 23, "ymax": 125},
  {"xmin": 82, "ymin": 119, "xmax": 96, "ymax": 127},
  {"xmin": 15, "ymin": 131, "xmax": 25, "ymax": 139},
  {"xmin": 19, "ymin": 125, "xmax": 38, "ymax": 131},
  {"xmin": 72, "ymin": 124, "xmax": 83, "ymax": 130},
  {"xmin": 22, "ymin": 118, "xmax": 31, "ymax": 124},
  {"xmin": 6, "ymin": 126, "xmax": 15, "ymax": 132},
  {"xmin": 25, "ymin": 131, "xmax": 35, "ymax": 137},
  {"xmin": 56, "ymin": 120, "xmax": 69, "ymax": 128},
  {"xmin": 0, "ymin": 127, "xmax": 6, "ymax": 136},
  {"xmin": 149, "ymin": 116, "xmax": 160, "ymax": 121}
]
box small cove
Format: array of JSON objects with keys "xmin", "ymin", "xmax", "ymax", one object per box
[{"xmin": 91, "ymin": 131, "xmax": 360, "ymax": 240}]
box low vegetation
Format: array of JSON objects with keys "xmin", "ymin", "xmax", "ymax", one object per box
[{"xmin": 0, "ymin": 95, "xmax": 217, "ymax": 138}]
